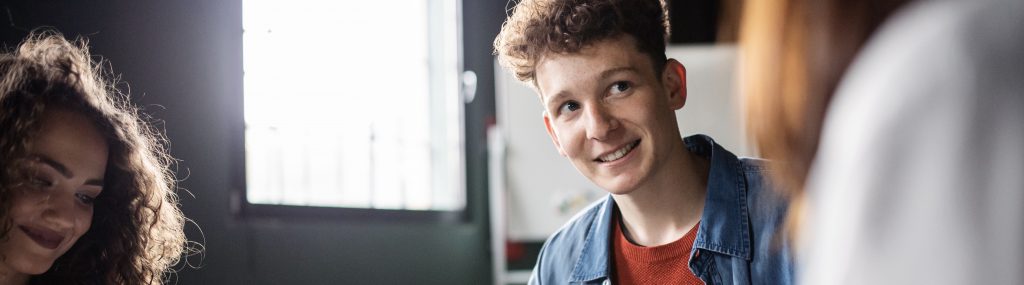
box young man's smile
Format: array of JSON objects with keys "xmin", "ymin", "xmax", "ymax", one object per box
[
  {"xmin": 536, "ymin": 35, "xmax": 687, "ymax": 195},
  {"xmin": 594, "ymin": 139, "xmax": 641, "ymax": 163},
  {"xmin": 495, "ymin": 1, "xmax": 797, "ymax": 283}
]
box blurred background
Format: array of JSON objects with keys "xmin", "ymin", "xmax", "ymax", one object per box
[{"xmin": 0, "ymin": 0, "xmax": 745, "ymax": 284}]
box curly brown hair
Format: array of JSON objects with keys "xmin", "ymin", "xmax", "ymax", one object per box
[
  {"xmin": 0, "ymin": 31, "xmax": 194, "ymax": 284},
  {"xmin": 494, "ymin": 0, "xmax": 671, "ymax": 83}
]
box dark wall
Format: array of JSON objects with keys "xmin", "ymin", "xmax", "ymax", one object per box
[{"xmin": 1, "ymin": 0, "xmax": 504, "ymax": 284}]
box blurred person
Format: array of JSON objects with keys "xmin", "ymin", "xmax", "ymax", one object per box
[
  {"xmin": 0, "ymin": 31, "xmax": 193, "ymax": 284},
  {"xmin": 495, "ymin": 0, "xmax": 795, "ymax": 284},
  {"xmin": 740, "ymin": 0, "xmax": 1024, "ymax": 283}
]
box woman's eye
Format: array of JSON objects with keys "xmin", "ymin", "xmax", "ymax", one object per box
[
  {"xmin": 559, "ymin": 101, "xmax": 581, "ymax": 114},
  {"xmin": 610, "ymin": 81, "xmax": 631, "ymax": 94},
  {"xmin": 29, "ymin": 177, "xmax": 53, "ymax": 188},
  {"xmin": 75, "ymin": 193, "xmax": 96, "ymax": 205}
]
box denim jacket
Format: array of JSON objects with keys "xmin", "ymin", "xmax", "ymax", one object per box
[{"xmin": 528, "ymin": 135, "xmax": 795, "ymax": 285}]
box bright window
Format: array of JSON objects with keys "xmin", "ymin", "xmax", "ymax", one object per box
[{"xmin": 242, "ymin": 0, "xmax": 464, "ymax": 211}]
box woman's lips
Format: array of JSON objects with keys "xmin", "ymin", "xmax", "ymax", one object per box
[{"xmin": 19, "ymin": 225, "xmax": 63, "ymax": 250}]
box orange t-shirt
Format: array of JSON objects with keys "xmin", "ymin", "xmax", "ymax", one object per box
[{"xmin": 613, "ymin": 217, "xmax": 703, "ymax": 285}]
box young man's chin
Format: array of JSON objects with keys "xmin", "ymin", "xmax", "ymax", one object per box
[{"xmin": 593, "ymin": 176, "xmax": 644, "ymax": 196}]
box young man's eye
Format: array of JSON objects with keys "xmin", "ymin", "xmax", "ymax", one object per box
[
  {"xmin": 609, "ymin": 81, "xmax": 631, "ymax": 94},
  {"xmin": 559, "ymin": 101, "xmax": 581, "ymax": 114},
  {"xmin": 75, "ymin": 193, "xmax": 96, "ymax": 205}
]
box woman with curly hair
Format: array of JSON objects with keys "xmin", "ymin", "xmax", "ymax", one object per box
[{"xmin": 0, "ymin": 31, "xmax": 190, "ymax": 284}]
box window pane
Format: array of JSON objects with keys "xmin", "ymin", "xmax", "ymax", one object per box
[{"xmin": 242, "ymin": 0, "xmax": 464, "ymax": 211}]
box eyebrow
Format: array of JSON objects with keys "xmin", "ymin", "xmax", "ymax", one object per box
[
  {"xmin": 543, "ymin": 66, "xmax": 640, "ymax": 108},
  {"xmin": 544, "ymin": 91, "xmax": 570, "ymax": 110},
  {"xmin": 599, "ymin": 66, "xmax": 640, "ymax": 80},
  {"xmin": 31, "ymin": 155, "xmax": 105, "ymax": 187}
]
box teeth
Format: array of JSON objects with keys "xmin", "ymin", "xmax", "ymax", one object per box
[{"xmin": 599, "ymin": 141, "xmax": 637, "ymax": 162}]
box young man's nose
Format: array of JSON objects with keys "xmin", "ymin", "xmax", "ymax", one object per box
[{"xmin": 584, "ymin": 104, "xmax": 619, "ymax": 141}]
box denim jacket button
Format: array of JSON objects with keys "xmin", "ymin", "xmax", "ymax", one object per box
[{"xmin": 602, "ymin": 280, "xmax": 611, "ymax": 285}]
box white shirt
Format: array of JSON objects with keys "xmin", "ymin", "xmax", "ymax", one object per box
[{"xmin": 801, "ymin": 0, "xmax": 1024, "ymax": 284}]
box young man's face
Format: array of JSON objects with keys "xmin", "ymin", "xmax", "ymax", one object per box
[{"xmin": 535, "ymin": 35, "xmax": 687, "ymax": 195}]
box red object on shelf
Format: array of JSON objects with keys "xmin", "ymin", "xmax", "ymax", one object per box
[{"xmin": 506, "ymin": 241, "xmax": 525, "ymax": 261}]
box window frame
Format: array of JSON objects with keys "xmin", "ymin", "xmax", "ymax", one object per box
[{"xmin": 232, "ymin": 0, "xmax": 471, "ymax": 223}]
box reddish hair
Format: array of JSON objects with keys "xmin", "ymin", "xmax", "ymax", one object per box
[{"xmin": 494, "ymin": 0, "xmax": 670, "ymax": 83}]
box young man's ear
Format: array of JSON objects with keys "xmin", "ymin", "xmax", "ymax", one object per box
[
  {"xmin": 662, "ymin": 59, "xmax": 687, "ymax": 110},
  {"xmin": 543, "ymin": 112, "xmax": 567, "ymax": 157}
]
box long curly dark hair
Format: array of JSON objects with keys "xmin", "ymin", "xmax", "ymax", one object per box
[{"xmin": 0, "ymin": 31, "xmax": 194, "ymax": 284}]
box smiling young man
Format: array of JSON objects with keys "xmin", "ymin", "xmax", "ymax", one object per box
[{"xmin": 494, "ymin": 0, "xmax": 794, "ymax": 284}]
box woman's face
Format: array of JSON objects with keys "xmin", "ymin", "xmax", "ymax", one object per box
[{"xmin": 0, "ymin": 109, "xmax": 108, "ymax": 276}]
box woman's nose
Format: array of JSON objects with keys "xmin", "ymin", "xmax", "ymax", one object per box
[{"xmin": 41, "ymin": 191, "xmax": 80, "ymax": 228}]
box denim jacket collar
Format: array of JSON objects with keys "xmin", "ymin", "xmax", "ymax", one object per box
[
  {"xmin": 566, "ymin": 134, "xmax": 751, "ymax": 283},
  {"xmin": 568, "ymin": 195, "xmax": 615, "ymax": 283},
  {"xmin": 688, "ymin": 134, "xmax": 751, "ymax": 260}
]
